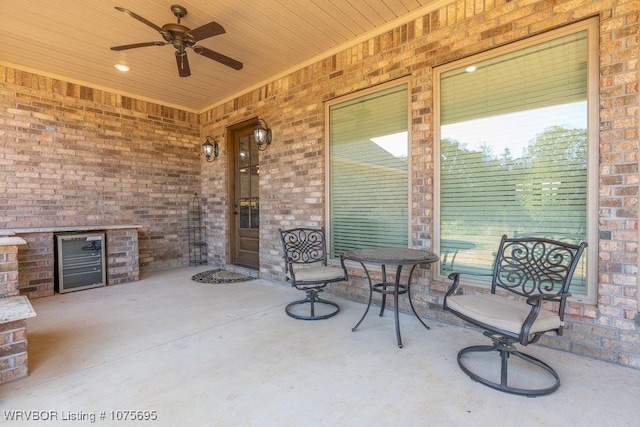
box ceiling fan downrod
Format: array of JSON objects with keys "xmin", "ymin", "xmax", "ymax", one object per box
[{"xmin": 170, "ymin": 5, "xmax": 188, "ymax": 23}]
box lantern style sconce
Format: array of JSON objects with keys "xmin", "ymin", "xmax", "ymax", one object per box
[
  {"xmin": 202, "ymin": 136, "xmax": 219, "ymax": 162},
  {"xmin": 253, "ymin": 118, "xmax": 272, "ymax": 151}
]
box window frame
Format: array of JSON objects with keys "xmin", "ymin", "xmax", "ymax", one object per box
[
  {"xmin": 325, "ymin": 78, "xmax": 413, "ymax": 260},
  {"xmin": 433, "ymin": 19, "xmax": 599, "ymax": 304}
]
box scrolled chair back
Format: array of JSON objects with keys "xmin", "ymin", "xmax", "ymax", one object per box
[
  {"xmin": 279, "ymin": 227, "xmax": 328, "ymax": 265},
  {"xmin": 492, "ymin": 236, "xmax": 586, "ymax": 299}
]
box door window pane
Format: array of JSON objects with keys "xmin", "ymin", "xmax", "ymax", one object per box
[
  {"xmin": 239, "ymin": 199, "xmax": 250, "ymax": 229},
  {"xmin": 239, "ymin": 135, "xmax": 250, "ymax": 168},
  {"xmin": 238, "ymin": 134, "xmax": 260, "ymax": 230}
]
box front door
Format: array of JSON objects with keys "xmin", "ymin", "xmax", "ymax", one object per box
[{"xmin": 229, "ymin": 120, "xmax": 260, "ymax": 268}]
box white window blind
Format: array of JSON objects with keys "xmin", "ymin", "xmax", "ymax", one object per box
[
  {"xmin": 328, "ymin": 84, "xmax": 409, "ymax": 257},
  {"xmin": 441, "ymin": 32, "xmax": 588, "ymax": 124},
  {"xmin": 438, "ymin": 30, "xmax": 590, "ymax": 295}
]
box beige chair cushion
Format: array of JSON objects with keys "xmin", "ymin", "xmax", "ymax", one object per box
[
  {"xmin": 446, "ymin": 293, "xmax": 561, "ymax": 335},
  {"xmin": 292, "ymin": 265, "xmax": 345, "ymax": 282}
]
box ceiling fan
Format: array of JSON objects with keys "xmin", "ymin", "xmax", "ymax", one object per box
[{"xmin": 110, "ymin": 4, "xmax": 243, "ymax": 77}]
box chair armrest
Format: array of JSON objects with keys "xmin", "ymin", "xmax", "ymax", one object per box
[
  {"xmin": 445, "ymin": 272, "xmax": 493, "ymax": 297},
  {"xmin": 525, "ymin": 292, "xmax": 571, "ymax": 306},
  {"xmin": 443, "ymin": 272, "xmax": 494, "ymax": 312},
  {"xmin": 282, "ymin": 255, "xmax": 295, "ymax": 281},
  {"xmin": 520, "ymin": 292, "xmax": 572, "ymax": 345},
  {"xmin": 339, "ymin": 254, "xmax": 349, "ymax": 281}
]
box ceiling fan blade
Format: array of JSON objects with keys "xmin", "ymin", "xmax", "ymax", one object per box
[
  {"xmin": 111, "ymin": 41, "xmax": 167, "ymax": 51},
  {"xmin": 114, "ymin": 7, "xmax": 164, "ymax": 33},
  {"xmin": 192, "ymin": 46, "xmax": 243, "ymax": 70},
  {"xmin": 188, "ymin": 22, "xmax": 225, "ymax": 42},
  {"xmin": 175, "ymin": 51, "xmax": 191, "ymax": 77}
]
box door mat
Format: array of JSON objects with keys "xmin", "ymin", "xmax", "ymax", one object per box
[{"xmin": 191, "ymin": 269, "xmax": 256, "ymax": 284}]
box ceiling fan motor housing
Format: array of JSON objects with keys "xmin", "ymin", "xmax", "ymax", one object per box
[{"xmin": 162, "ymin": 23, "xmax": 196, "ymax": 48}]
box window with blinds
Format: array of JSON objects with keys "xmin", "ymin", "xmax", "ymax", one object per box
[
  {"xmin": 435, "ymin": 21, "xmax": 597, "ymax": 299},
  {"xmin": 327, "ymin": 82, "xmax": 409, "ymax": 257}
]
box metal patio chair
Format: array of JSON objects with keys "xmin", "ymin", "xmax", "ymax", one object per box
[
  {"xmin": 278, "ymin": 227, "xmax": 348, "ymax": 320},
  {"xmin": 443, "ymin": 234, "xmax": 587, "ymax": 397}
]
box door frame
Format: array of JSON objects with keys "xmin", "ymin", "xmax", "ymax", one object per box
[{"xmin": 227, "ymin": 118, "xmax": 260, "ymax": 268}]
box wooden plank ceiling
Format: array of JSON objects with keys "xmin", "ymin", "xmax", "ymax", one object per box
[{"xmin": 0, "ymin": 0, "xmax": 442, "ymax": 112}]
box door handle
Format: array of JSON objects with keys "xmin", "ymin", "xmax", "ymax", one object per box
[{"xmin": 233, "ymin": 203, "xmax": 239, "ymax": 215}]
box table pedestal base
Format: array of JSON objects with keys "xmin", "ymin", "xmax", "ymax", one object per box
[{"xmin": 351, "ymin": 263, "xmax": 430, "ymax": 348}]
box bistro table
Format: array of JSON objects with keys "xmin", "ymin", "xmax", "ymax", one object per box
[{"xmin": 341, "ymin": 247, "xmax": 439, "ymax": 348}]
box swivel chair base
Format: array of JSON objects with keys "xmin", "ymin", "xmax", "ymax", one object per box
[
  {"xmin": 457, "ymin": 342, "xmax": 560, "ymax": 397},
  {"xmin": 285, "ymin": 289, "xmax": 339, "ymax": 320}
]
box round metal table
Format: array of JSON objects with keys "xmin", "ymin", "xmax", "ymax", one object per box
[{"xmin": 341, "ymin": 247, "xmax": 439, "ymax": 348}]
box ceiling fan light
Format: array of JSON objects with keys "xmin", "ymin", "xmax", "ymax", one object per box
[{"xmin": 115, "ymin": 64, "xmax": 131, "ymax": 72}]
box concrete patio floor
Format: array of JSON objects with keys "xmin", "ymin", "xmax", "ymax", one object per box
[{"xmin": 1, "ymin": 266, "xmax": 639, "ymax": 426}]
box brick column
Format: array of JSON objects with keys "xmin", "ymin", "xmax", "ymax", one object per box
[
  {"xmin": 16, "ymin": 233, "xmax": 55, "ymax": 298},
  {"xmin": 106, "ymin": 228, "xmax": 140, "ymax": 286},
  {"xmin": 0, "ymin": 237, "xmax": 27, "ymax": 297},
  {"xmin": 0, "ymin": 237, "xmax": 36, "ymax": 384}
]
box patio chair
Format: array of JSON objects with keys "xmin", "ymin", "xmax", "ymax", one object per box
[
  {"xmin": 278, "ymin": 227, "xmax": 348, "ymax": 320},
  {"xmin": 443, "ymin": 234, "xmax": 587, "ymax": 397}
]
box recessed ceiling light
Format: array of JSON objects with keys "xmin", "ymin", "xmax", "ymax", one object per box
[
  {"xmin": 465, "ymin": 65, "xmax": 477, "ymax": 73},
  {"xmin": 114, "ymin": 64, "xmax": 131, "ymax": 72}
]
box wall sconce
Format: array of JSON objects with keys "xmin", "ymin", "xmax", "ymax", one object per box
[
  {"xmin": 253, "ymin": 118, "xmax": 272, "ymax": 151},
  {"xmin": 202, "ymin": 136, "xmax": 219, "ymax": 162}
]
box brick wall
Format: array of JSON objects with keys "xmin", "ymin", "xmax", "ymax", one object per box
[
  {"xmin": 0, "ymin": 68, "xmax": 202, "ymax": 273},
  {"xmin": 200, "ymin": 0, "xmax": 639, "ymax": 368}
]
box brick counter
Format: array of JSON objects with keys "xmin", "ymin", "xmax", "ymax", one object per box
[{"xmin": 1, "ymin": 225, "xmax": 141, "ymax": 298}]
